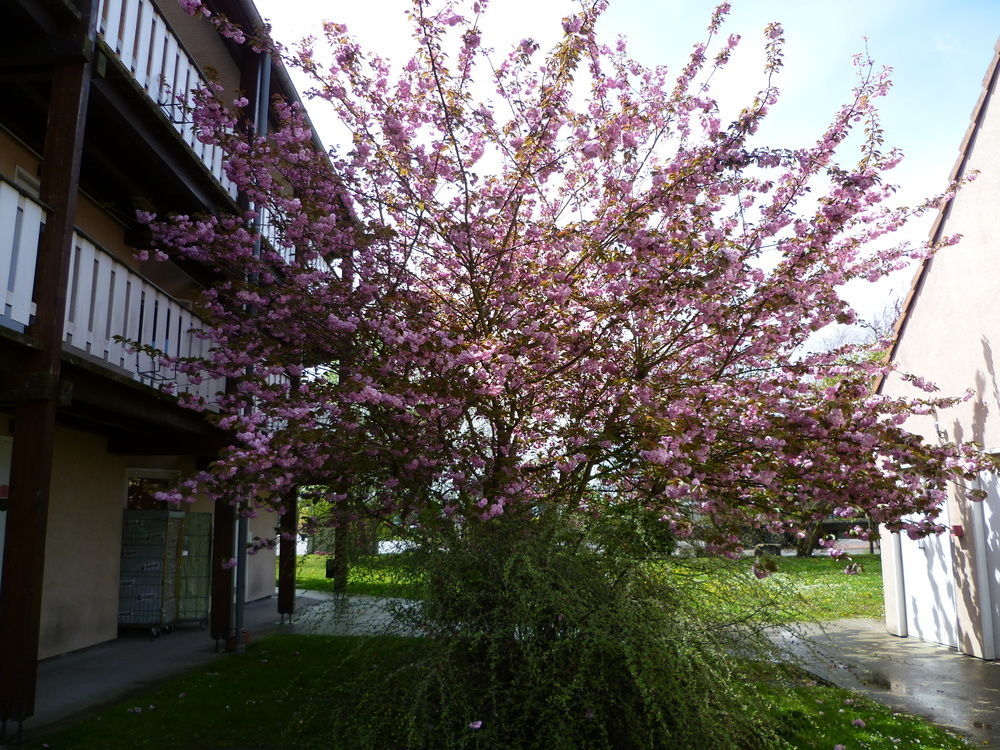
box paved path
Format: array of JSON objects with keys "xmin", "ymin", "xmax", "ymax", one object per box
[
  {"xmin": 291, "ymin": 594, "xmax": 420, "ymax": 636},
  {"xmin": 776, "ymin": 618, "xmax": 1000, "ymax": 748}
]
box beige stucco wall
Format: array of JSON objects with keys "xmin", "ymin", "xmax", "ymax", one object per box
[
  {"xmin": 37, "ymin": 439, "xmax": 278, "ymax": 657},
  {"xmin": 0, "ymin": 128, "xmax": 39, "ymax": 184},
  {"xmin": 884, "ymin": 66, "xmax": 1000, "ymax": 449},
  {"xmin": 881, "ymin": 57, "xmax": 1000, "ymax": 658},
  {"xmin": 39, "ymin": 426, "xmax": 127, "ymax": 659}
]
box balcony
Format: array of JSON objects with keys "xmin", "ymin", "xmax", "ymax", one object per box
[
  {"xmin": 0, "ymin": 182, "xmax": 42, "ymax": 330},
  {"xmin": 0, "ymin": 180, "xmax": 226, "ymax": 406},
  {"xmin": 95, "ymin": 0, "xmax": 238, "ymax": 199}
]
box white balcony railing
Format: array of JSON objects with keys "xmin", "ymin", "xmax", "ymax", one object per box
[
  {"xmin": 0, "ymin": 182, "xmax": 224, "ymax": 406},
  {"xmin": 95, "ymin": 0, "xmax": 238, "ymax": 199},
  {"xmin": 0, "ymin": 182, "xmax": 43, "ymax": 329},
  {"xmin": 62, "ymin": 232, "xmax": 227, "ymax": 406}
]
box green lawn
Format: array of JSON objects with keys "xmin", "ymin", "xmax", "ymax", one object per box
[
  {"xmin": 30, "ymin": 551, "xmax": 954, "ymax": 750},
  {"xmin": 765, "ymin": 670, "xmax": 968, "ymax": 750},
  {"xmin": 30, "ymin": 550, "xmax": 894, "ymax": 747},
  {"xmin": 289, "ymin": 550, "xmax": 885, "ymax": 622},
  {"xmin": 26, "ymin": 636, "xmax": 418, "ymax": 750},
  {"xmin": 766, "ymin": 553, "xmax": 885, "ymax": 621},
  {"xmin": 28, "ymin": 635, "xmax": 966, "ymax": 750},
  {"xmin": 646, "ymin": 552, "xmax": 885, "ymax": 628},
  {"xmin": 290, "ymin": 551, "xmax": 425, "ymax": 598}
]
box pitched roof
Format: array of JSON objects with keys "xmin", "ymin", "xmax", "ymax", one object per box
[{"xmin": 876, "ymin": 37, "xmax": 1000, "ymax": 393}]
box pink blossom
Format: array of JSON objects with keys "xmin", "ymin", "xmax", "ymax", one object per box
[{"xmin": 137, "ymin": 0, "xmax": 992, "ymax": 573}]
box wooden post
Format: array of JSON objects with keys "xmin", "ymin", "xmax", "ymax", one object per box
[
  {"xmin": 277, "ymin": 490, "xmax": 298, "ymax": 616},
  {"xmin": 0, "ymin": 4, "xmax": 96, "ymax": 724},
  {"xmin": 209, "ymin": 501, "xmax": 236, "ymax": 644}
]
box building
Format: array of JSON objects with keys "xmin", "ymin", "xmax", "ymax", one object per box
[
  {"xmin": 0, "ymin": 0, "xmax": 308, "ymax": 726},
  {"xmin": 879, "ymin": 39, "xmax": 1000, "ymax": 660}
]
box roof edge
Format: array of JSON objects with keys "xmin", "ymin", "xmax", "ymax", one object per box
[{"xmin": 875, "ymin": 36, "xmax": 1000, "ymax": 394}]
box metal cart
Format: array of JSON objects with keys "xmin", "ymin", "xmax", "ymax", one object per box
[
  {"xmin": 118, "ymin": 510, "xmax": 212, "ymax": 636},
  {"xmin": 118, "ymin": 509, "xmax": 183, "ymax": 637},
  {"xmin": 176, "ymin": 511, "xmax": 212, "ymax": 627}
]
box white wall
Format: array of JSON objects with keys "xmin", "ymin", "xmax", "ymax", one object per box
[{"xmin": 881, "ymin": 49, "xmax": 1000, "ymax": 657}]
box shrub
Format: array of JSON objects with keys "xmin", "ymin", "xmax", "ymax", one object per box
[{"xmin": 319, "ymin": 513, "xmax": 789, "ymax": 750}]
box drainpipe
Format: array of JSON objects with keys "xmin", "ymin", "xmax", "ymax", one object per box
[{"xmin": 233, "ymin": 50, "xmax": 272, "ymax": 655}]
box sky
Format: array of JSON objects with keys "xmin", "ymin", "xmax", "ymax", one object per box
[{"xmin": 251, "ymin": 0, "xmax": 1000, "ymax": 322}]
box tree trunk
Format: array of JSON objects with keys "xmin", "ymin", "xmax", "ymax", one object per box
[
  {"xmin": 332, "ymin": 524, "xmax": 350, "ymax": 594},
  {"xmin": 795, "ymin": 521, "xmax": 823, "ymax": 557}
]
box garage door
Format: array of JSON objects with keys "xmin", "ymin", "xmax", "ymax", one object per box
[{"xmin": 899, "ymin": 500, "xmax": 959, "ymax": 648}]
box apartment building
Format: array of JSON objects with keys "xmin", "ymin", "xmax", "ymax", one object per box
[{"xmin": 0, "ymin": 0, "xmax": 307, "ymax": 724}]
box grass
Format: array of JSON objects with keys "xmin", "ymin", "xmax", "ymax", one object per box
[
  {"xmin": 28, "ymin": 634, "xmax": 968, "ymax": 750},
  {"xmin": 27, "ymin": 635, "xmax": 419, "ymax": 750},
  {"xmin": 648, "ymin": 552, "xmax": 885, "ymax": 629},
  {"xmin": 290, "ymin": 549, "xmax": 885, "ymax": 623},
  {"xmin": 34, "ymin": 550, "xmax": 898, "ymax": 748},
  {"xmin": 290, "ymin": 550, "xmax": 425, "ymax": 598},
  {"xmin": 767, "ymin": 674, "xmax": 969, "ymax": 749},
  {"xmin": 765, "ymin": 553, "xmax": 885, "ymax": 621}
]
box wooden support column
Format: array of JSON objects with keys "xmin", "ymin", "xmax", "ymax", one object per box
[
  {"xmin": 0, "ymin": 4, "xmax": 95, "ymax": 724},
  {"xmin": 210, "ymin": 501, "xmax": 236, "ymax": 643},
  {"xmin": 277, "ymin": 374, "xmax": 301, "ymax": 617},
  {"xmin": 277, "ymin": 490, "xmax": 297, "ymax": 616}
]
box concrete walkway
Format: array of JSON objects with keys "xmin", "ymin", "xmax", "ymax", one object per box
[
  {"xmin": 777, "ymin": 618, "xmax": 1000, "ymax": 748},
  {"xmin": 20, "ymin": 589, "xmax": 330, "ymax": 741},
  {"xmin": 292, "ymin": 593, "xmax": 420, "ymax": 636}
]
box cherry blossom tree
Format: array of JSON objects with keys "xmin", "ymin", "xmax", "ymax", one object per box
[{"xmin": 149, "ymin": 0, "xmax": 988, "ymax": 564}]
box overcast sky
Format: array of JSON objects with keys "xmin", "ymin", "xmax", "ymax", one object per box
[{"xmin": 251, "ymin": 0, "xmax": 1000, "ymax": 321}]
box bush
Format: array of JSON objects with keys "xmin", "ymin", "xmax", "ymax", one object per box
[{"xmin": 318, "ymin": 513, "xmax": 790, "ymax": 749}]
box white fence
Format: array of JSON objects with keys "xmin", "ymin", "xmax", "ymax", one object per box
[
  {"xmin": 95, "ymin": 0, "xmax": 238, "ymax": 199},
  {"xmin": 62, "ymin": 232, "xmax": 226, "ymax": 405},
  {"xmin": 0, "ymin": 182, "xmax": 43, "ymax": 328}
]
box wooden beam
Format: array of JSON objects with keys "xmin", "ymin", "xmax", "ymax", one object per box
[
  {"xmin": 63, "ymin": 362, "xmax": 223, "ymax": 438},
  {"xmin": 9, "ymin": 0, "xmax": 80, "ymax": 35},
  {"xmin": 0, "ymin": 1, "xmax": 95, "ymax": 724},
  {"xmin": 210, "ymin": 501, "xmax": 236, "ymax": 643},
  {"xmin": 277, "ymin": 491, "xmax": 297, "ymax": 616}
]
